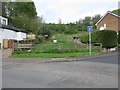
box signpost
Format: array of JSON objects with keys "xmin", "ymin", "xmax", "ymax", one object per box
[{"xmin": 87, "ymin": 26, "xmax": 92, "ymax": 55}]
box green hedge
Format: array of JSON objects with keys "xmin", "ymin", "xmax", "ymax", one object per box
[
  {"xmin": 81, "ymin": 30, "xmax": 117, "ymax": 48},
  {"xmin": 98, "ymin": 30, "xmax": 117, "ymax": 48},
  {"xmin": 80, "ymin": 34, "xmax": 89, "ymax": 43},
  {"xmin": 80, "ymin": 31, "xmax": 98, "ymax": 43}
]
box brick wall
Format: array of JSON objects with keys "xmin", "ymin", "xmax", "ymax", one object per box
[{"xmin": 97, "ymin": 13, "xmax": 120, "ymax": 32}]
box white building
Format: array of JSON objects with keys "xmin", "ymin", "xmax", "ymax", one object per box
[
  {"xmin": 0, "ymin": 16, "xmax": 26, "ymax": 49},
  {"xmin": 0, "ymin": 16, "xmax": 8, "ymax": 25}
]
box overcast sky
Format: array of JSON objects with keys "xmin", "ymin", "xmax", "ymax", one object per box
[{"xmin": 33, "ymin": 0, "xmax": 119, "ymax": 24}]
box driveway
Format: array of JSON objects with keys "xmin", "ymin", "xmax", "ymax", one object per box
[
  {"xmin": 2, "ymin": 52, "xmax": 119, "ymax": 88},
  {"xmin": 0, "ymin": 49, "xmax": 12, "ymax": 58}
]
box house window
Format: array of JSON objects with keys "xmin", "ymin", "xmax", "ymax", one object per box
[
  {"xmin": 104, "ymin": 24, "xmax": 107, "ymax": 29},
  {"xmin": 3, "ymin": 19, "xmax": 6, "ymax": 25}
]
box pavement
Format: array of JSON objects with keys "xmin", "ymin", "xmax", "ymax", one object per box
[{"xmin": 2, "ymin": 51, "xmax": 119, "ymax": 88}]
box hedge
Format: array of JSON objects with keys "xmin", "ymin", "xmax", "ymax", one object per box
[
  {"xmin": 81, "ymin": 30, "xmax": 117, "ymax": 48},
  {"xmin": 80, "ymin": 31, "xmax": 98, "ymax": 43},
  {"xmin": 80, "ymin": 34, "xmax": 89, "ymax": 43},
  {"xmin": 98, "ymin": 30, "xmax": 117, "ymax": 48}
]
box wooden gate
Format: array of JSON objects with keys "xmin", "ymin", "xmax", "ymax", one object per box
[{"xmin": 12, "ymin": 40, "xmax": 33, "ymax": 53}]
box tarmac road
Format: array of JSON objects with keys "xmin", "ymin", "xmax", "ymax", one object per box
[{"xmin": 2, "ymin": 53, "xmax": 119, "ymax": 88}]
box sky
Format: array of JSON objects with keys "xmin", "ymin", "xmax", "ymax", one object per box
[{"xmin": 33, "ymin": 0, "xmax": 119, "ymax": 24}]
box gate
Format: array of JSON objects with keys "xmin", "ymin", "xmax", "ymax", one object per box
[{"xmin": 12, "ymin": 40, "xmax": 34, "ymax": 53}]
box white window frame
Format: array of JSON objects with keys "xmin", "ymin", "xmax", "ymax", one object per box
[
  {"xmin": 3, "ymin": 19, "xmax": 6, "ymax": 25},
  {"xmin": 104, "ymin": 23, "xmax": 107, "ymax": 29}
]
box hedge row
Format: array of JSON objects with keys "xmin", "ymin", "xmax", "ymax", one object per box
[{"xmin": 80, "ymin": 30, "xmax": 117, "ymax": 49}]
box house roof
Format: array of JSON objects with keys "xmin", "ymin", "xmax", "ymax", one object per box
[
  {"xmin": 95, "ymin": 11, "xmax": 120, "ymax": 25},
  {"xmin": 1, "ymin": 24, "xmax": 26, "ymax": 33}
]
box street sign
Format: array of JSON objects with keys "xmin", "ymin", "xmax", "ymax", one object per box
[
  {"xmin": 87, "ymin": 26, "xmax": 92, "ymax": 31},
  {"xmin": 87, "ymin": 26, "xmax": 92, "ymax": 55}
]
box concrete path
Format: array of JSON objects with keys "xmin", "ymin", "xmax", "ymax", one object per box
[{"xmin": 0, "ymin": 49, "xmax": 12, "ymax": 58}]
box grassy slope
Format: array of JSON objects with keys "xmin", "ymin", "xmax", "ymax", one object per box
[{"xmin": 12, "ymin": 32, "xmax": 101, "ymax": 58}]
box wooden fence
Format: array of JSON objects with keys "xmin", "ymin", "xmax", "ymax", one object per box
[
  {"xmin": 12, "ymin": 40, "xmax": 102, "ymax": 53},
  {"xmin": 12, "ymin": 40, "xmax": 33, "ymax": 53}
]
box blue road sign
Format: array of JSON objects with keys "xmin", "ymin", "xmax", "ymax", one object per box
[{"xmin": 88, "ymin": 26, "xmax": 92, "ymax": 31}]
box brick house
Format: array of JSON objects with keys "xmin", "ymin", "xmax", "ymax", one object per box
[{"xmin": 96, "ymin": 11, "xmax": 120, "ymax": 32}]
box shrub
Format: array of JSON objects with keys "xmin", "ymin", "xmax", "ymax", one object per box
[
  {"xmin": 35, "ymin": 36, "xmax": 45, "ymax": 43},
  {"xmin": 64, "ymin": 28, "xmax": 77, "ymax": 34},
  {"xmin": 80, "ymin": 31, "xmax": 100, "ymax": 44},
  {"xmin": 73, "ymin": 36, "xmax": 80, "ymax": 39},
  {"xmin": 97, "ymin": 30, "xmax": 117, "ymax": 48},
  {"xmin": 91, "ymin": 31, "xmax": 100, "ymax": 43},
  {"xmin": 80, "ymin": 30, "xmax": 117, "ymax": 48},
  {"xmin": 80, "ymin": 34, "xmax": 89, "ymax": 43}
]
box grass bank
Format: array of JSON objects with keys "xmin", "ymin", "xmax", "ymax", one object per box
[
  {"xmin": 11, "ymin": 51, "xmax": 100, "ymax": 58},
  {"xmin": 12, "ymin": 33, "xmax": 101, "ymax": 58}
]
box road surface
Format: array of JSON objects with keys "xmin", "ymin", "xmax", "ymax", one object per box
[{"xmin": 2, "ymin": 53, "xmax": 119, "ymax": 88}]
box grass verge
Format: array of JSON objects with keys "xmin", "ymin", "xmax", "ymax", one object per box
[{"xmin": 11, "ymin": 52, "xmax": 101, "ymax": 58}]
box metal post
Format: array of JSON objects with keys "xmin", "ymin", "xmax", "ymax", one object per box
[{"xmin": 89, "ymin": 31, "xmax": 92, "ymax": 55}]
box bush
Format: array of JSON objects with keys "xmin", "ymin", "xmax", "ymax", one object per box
[
  {"xmin": 81, "ymin": 30, "xmax": 117, "ymax": 48},
  {"xmin": 91, "ymin": 31, "xmax": 100, "ymax": 43},
  {"xmin": 64, "ymin": 28, "xmax": 78, "ymax": 34},
  {"xmin": 73, "ymin": 36, "xmax": 80, "ymax": 39},
  {"xmin": 80, "ymin": 35, "xmax": 89, "ymax": 43},
  {"xmin": 35, "ymin": 36, "xmax": 45, "ymax": 43},
  {"xmin": 97, "ymin": 30, "xmax": 117, "ymax": 48}
]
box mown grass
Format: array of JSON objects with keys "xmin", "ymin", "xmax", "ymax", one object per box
[{"xmin": 11, "ymin": 51, "xmax": 100, "ymax": 58}]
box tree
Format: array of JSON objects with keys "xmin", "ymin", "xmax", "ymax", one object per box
[
  {"xmin": 1, "ymin": 2, "xmax": 8, "ymax": 17},
  {"xmin": 83, "ymin": 16, "xmax": 91, "ymax": 26},
  {"xmin": 2, "ymin": 1, "xmax": 38, "ymax": 33},
  {"xmin": 30, "ymin": 16, "xmax": 43, "ymax": 34},
  {"xmin": 92, "ymin": 14, "xmax": 101, "ymax": 29},
  {"xmin": 112, "ymin": 9, "xmax": 120, "ymax": 14},
  {"xmin": 78, "ymin": 18, "xmax": 83, "ymax": 24},
  {"xmin": 58, "ymin": 18, "xmax": 62, "ymax": 24},
  {"xmin": 8, "ymin": 1, "xmax": 37, "ymax": 18}
]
